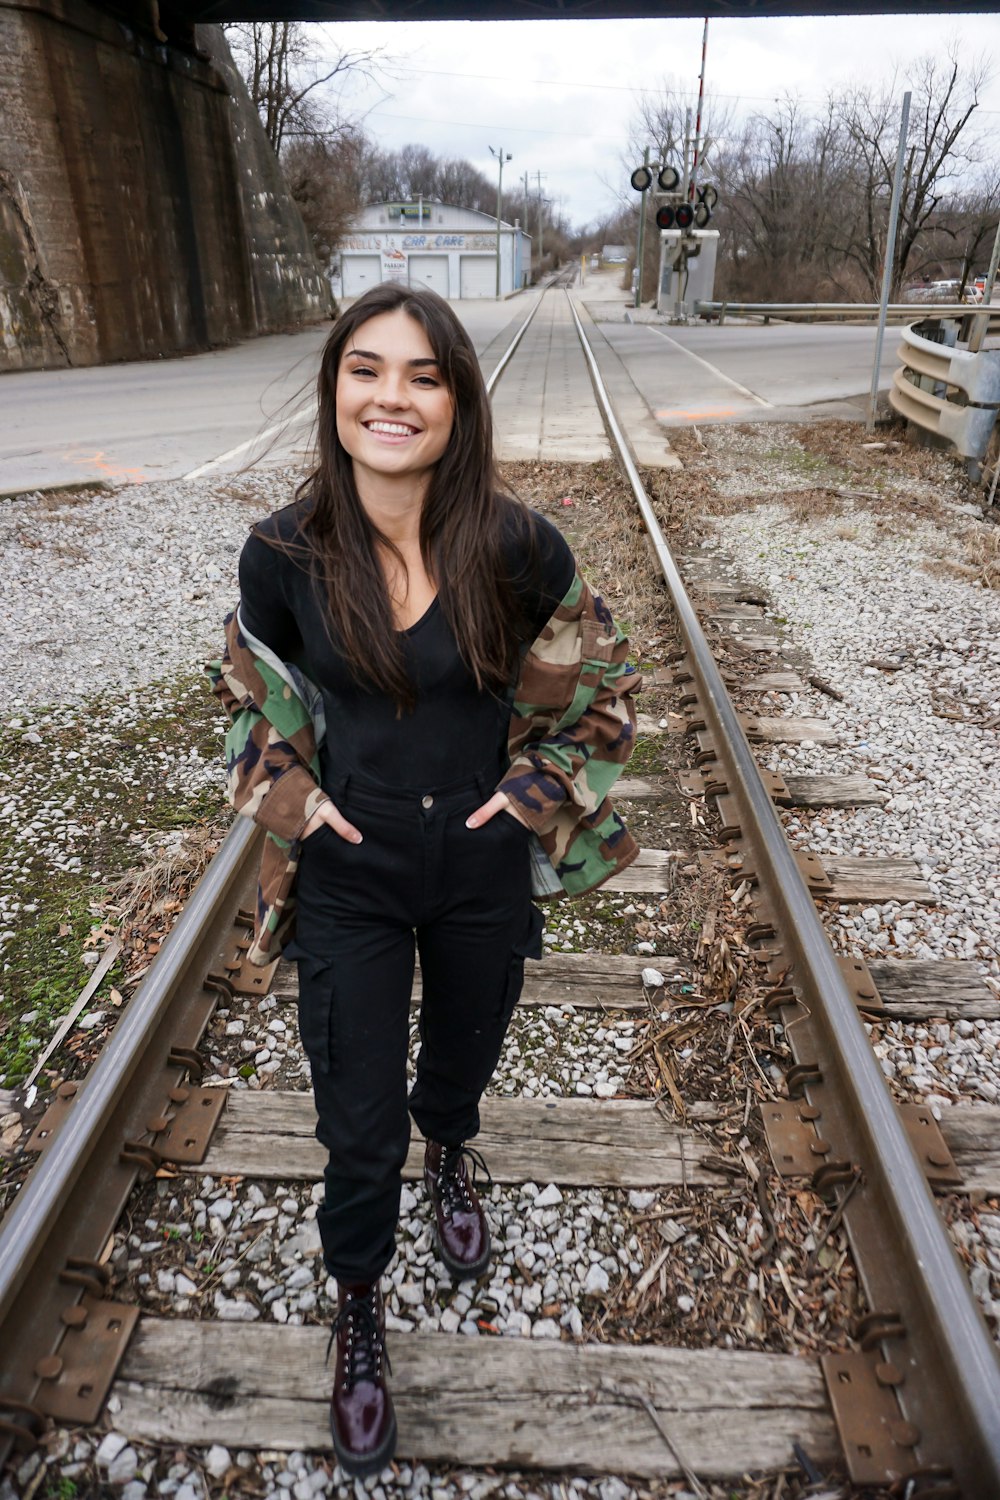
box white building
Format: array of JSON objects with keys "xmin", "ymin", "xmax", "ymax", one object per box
[{"xmin": 334, "ymin": 201, "xmax": 530, "ymax": 301}]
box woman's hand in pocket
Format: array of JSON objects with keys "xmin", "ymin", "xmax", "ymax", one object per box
[
  {"xmin": 466, "ymin": 791, "xmax": 530, "ymax": 831},
  {"xmin": 301, "ymin": 801, "xmax": 363, "ymax": 844}
]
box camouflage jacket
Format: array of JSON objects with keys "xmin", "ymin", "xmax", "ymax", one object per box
[{"xmin": 207, "ymin": 570, "xmax": 641, "ymax": 964}]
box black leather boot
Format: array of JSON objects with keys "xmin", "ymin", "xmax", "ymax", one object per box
[
  {"xmin": 424, "ymin": 1142, "xmax": 492, "ymax": 1281},
  {"xmin": 328, "ymin": 1281, "xmax": 396, "ymax": 1477}
]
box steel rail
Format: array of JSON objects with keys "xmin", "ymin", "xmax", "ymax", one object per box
[
  {"xmin": 565, "ymin": 288, "xmax": 1000, "ymax": 1491},
  {"xmin": 0, "ymin": 817, "xmax": 259, "ymax": 1438},
  {"xmin": 484, "ymin": 282, "xmax": 548, "ymax": 395}
]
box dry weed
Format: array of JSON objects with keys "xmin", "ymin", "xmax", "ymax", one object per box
[
  {"xmin": 103, "ymin": 823, "xmax": 224, "ymax": 929},
  {"xmin": 783, "ymin": 488, "xmax": 855, "ymax": 525},
  {"xmin": 965, "ymin": 524, "xmax": 1000, "ymax": 589}
]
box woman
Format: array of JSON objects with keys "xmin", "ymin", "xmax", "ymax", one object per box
[{"xmin": 210, "ymin": 283, "xmax": 641, "ymax": 1477}]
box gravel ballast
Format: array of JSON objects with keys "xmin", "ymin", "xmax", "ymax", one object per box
[{"xmin": 5, "ymin": 428, "xmax": 999, "ymax": 1499}]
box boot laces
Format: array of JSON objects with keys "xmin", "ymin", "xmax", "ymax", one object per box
[
  {"xmin": 439, "ymin": 1144, "xmax": 492, "ymax": 1214},
  {"xmin": 326, "ymin": 1290, "xmax": 391, "ymax": 1390}
]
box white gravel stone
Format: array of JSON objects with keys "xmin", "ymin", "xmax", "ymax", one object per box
[
  {"xmin": 214, "ymin": 1299, "xmax": 260, "ymax": 1322},
  {"xmin": 107, "ymin": 1448, "xmax": 140, "ymax": 1485},
  {"xmin": 203, "ymin": 1447, "xmax": 231, "ymax": 1480},
  {"xmin": 530, "ymin": 1318, "xmax": 561, "ymax": 1339},
  {"xmin": 582, "ymin": 1264, "xmax": 610, "ymax": 1296},
  {"xmin": 96, "ymin": 1433, "xmax": 129, "ymax": 1467}
]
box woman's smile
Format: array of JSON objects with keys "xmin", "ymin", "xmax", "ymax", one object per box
[{"xmin": 362, "ymin": 418, "xmax": 423, "ymax": 440}]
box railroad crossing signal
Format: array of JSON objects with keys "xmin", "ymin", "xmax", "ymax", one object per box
[
  {"xmin": 656, "ymin": 202, "xmax": 694, "ymax": 231},
  {"xmin": 631, "ymin": 162, "xmax": 719, "ymax": 318},
  {"xmin": 632, "ymin": 165, "xmax": 717, "ymax": 229}
]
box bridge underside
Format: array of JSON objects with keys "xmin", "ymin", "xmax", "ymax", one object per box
[{"xmin": 166, "ymin": 0, "xmax": 998, "ymax": 17}]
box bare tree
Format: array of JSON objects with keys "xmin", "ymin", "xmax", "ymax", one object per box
[
  {"xmin": 714, "ymin": 96, "xmax": 848, "ymax": 299},
  {"xmin": 224, "ymin": 22, "xmax": 382, "ymax": 157},
  {"xmin": 936, "ymin": 172, "xmax": 1000, "ymax": 294},
  {"xmin": 282, "ymin": 128, "xmax": 370, "ymax": 266},
  {"xmin": 829, "ymin": 47, "xmax": 992, "ymax": 297},
  {"xmin": 360, "ymin": 145, "xmax": 496, "ymax": 214}
]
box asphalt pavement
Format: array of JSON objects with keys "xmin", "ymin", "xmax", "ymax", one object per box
[{"xmin": 1, "ymin": 275, "xmax": 916, "ymax": 495}]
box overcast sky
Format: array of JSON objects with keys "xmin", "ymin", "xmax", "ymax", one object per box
[{"xmin": 315, "ymin": 10, "xmax": 1000, "ymax": 230}]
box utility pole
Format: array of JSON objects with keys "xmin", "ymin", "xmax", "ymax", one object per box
[
  {"xmin": 635, "ymin": 146, "xmax": 651, "ymax": 308},
  {"xmin": 489, "ymin": 146, "xmax": 511, "ymax": 299},
  {"xmin": 535, "ymin": 170, "xmax": 546, "ymax": 269}
]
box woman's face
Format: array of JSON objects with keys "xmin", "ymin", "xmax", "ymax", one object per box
[{"xmin": 335, "ymin": 308, "xmax": 455, "ymax": 496}]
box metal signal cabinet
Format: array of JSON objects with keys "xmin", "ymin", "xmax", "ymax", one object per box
[{"xmin": 656, "ymin": 229, "xmax": 720, "ymax": 317}]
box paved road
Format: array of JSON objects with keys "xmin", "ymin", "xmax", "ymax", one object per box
[
  {"xmin": 590, "ymin": 317, "xmax": 902, "ymax": 426},
  {"xmin": 0, "ymin": 283, "xmax": 927, "ymax": 494}
]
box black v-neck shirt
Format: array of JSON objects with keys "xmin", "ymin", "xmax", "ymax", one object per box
[{"xmin": 237, "ymin": 500, "xmax": 575, "ymax": 794}]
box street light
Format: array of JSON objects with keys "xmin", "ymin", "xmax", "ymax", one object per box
[{"xmin": 489, "ymin": 145, "xmax": 512, "ymax": 300}]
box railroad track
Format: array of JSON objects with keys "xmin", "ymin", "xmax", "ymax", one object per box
[{"xmin": 2, "ymin": 279, "xmax": 1000, "ymax": 1498}]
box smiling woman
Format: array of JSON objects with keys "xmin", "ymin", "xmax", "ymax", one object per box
[{"xmin": 209, "ymin": 281, "xmax": 642, "ymax": 1478}]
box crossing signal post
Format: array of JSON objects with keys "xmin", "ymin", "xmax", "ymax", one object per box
[{"xmin": 631, "ymin": 163, "xmax": 719, "ymax": 320}]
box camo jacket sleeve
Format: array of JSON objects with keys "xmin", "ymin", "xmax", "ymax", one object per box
[
  {"xmin": 207, "ymin": 610, "xmax": 330, "ymax": 845},
  {"xmin": 498, "ymin": 571, "xmax": 641, "ymax": 834}
]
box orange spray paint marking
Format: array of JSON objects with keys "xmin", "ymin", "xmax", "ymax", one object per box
[
  {"xmin": 63, "ymin": 449, "xmax": 149, "ymax": 483},
  {"xmin": 656, "ymin": 406, "xmax": 740, "ymax": 421}
]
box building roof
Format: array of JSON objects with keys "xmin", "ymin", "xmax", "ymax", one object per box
[{"xmin": 358, "ymin": 202, "xmax": 521, "ymax": 231}]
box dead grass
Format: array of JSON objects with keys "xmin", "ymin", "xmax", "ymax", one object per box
[
  {"xmin": 965, "ymin": 523, "xmax": 1000, "ymax": 589},
  {"xmin": 103, "ymin": 823, "xmax": 225, "ymax": 932},
  {"xmin": 782, "ymin": 488, "xmax": 858, "ymax": 525},
  {"xmin": 500, "ymin": 458, "xmax": 667, "ymax": 649}
]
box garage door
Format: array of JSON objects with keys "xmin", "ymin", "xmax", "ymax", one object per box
[
  {"xmin": 460, "ymin": 256, "xmax": 495, "ymax": 299},
  {"xmin": 343, "ymin": 256, "xmax": 381, "ymax": 297},
  {"xmin": 408, "ymin": 255, "xmax": 449, "ymax": 297}
]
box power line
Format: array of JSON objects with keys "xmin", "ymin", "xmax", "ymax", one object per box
[
  {"xmin": 315, "ymin": 57, "xmax": 1000, "ymax": 116},
  {"xmin": 366, "ymin": 107, "xmax": 626, "ymax": 140}
]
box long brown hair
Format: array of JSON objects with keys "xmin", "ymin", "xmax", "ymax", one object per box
[{"xmin": 270, "ymin": 283, "xmax": 533, "ymax": 712}]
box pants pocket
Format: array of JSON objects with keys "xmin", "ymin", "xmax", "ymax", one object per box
[
  {"xmin": 514, "ymin": 902, "xmax": 545, "ymax": 961},
  {"xmin": 294, "ymin": 953, "xmax": 337, "ymax": 1075},
  {"xmin": 496, "ymin": 903, "xmax": 544, "ymax": 1023}
]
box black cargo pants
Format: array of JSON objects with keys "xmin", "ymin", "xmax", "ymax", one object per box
[{"xmin": 286, "ymin": 766, "xmax": 543, "ymax": 1286}]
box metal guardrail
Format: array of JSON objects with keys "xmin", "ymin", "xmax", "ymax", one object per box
[
  {"xmin": 567, "ymin": 287, "xmax": 1000, "ymax": 1492},
  {"xmin": 889, "ymin": 319, "xmax": 1000, "ymax": 466},
  {"xmin": 695, "ymin": 299, "xmax": 1000, "ymax": 329}
]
